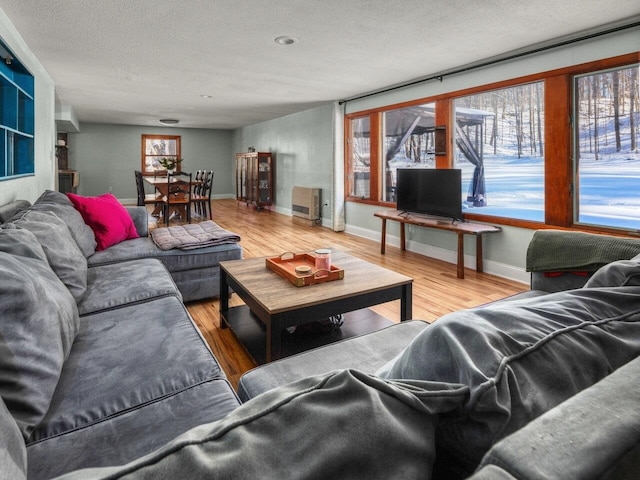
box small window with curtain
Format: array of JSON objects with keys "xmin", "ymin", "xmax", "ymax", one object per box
[{"xmin": 454, "ymin": 81, "xmax": 545, "ymax": 221}]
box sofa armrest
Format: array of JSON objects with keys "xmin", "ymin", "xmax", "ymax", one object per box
[
  {"xmin": 125, "ymin": 206, "xmax": 149, "ymax": 237},
  {"xmin": 526, "ymin": 230, "xmax": 640, "ymax": 293},
  {"xmin": 237, "ymin": 320, "xmax": 429, "ymax": 402},
  {"xmin": 472, "ymin": 355, "xmax": 640, "ymax": 480}
]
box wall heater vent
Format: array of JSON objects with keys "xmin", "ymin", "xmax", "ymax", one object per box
[{"xmin": 292, "ymin": 186, "xmax": 320, "ymax": 220}]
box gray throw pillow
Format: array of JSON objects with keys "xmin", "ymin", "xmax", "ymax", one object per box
[
  {"xmin": 11, "ymin": 210, "xmax": 88, "ymax": 302},
  {"xmin": 377, "ymin": 287, "xmax": 640, "ymax": 477},
  {"xmin": 583, "ymin": 253, "xmax": 640, "ymax": 288},
  {"xmin": 0, "ymin": 251, "xmax": 80, "ymax": 440},
  {"xmin": 31, "ymin": 190, "xmax": 97, "ymax": 257}
]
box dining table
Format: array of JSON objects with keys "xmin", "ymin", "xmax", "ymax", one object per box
[{"xmin": 143, "ymin": 175, "xmax": 204, "ymax": 223}]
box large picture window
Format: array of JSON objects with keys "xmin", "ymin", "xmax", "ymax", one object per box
[
  {"xmin": 345, "ymin": 52, "xmax": 638, "ymax": 235},
  {"xmin": 574, "ymin": 64, "xmax": 640, "ymax": 230},
  {"xmin": 454, "ymin": 82, "xmax": 545, "ymax": 221},
  {"xmin": 0, "ymin": 40, "xmax": 34, "ymax": 180}
]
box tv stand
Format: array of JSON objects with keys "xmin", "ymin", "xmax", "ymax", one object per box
[
  {"xmin": 375, "ymin": 210, "xmax": 501, "ymax": 279},
  {"xmin": 399, "ymin": 211, "xmax": 462, "ymax": 225}
]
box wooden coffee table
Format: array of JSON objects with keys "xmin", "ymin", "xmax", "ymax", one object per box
[{"xmin": 219, "ymin": 250, "xmax": 413, "ymax": 363}]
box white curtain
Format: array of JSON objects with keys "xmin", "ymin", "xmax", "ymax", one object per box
[{"xmin": 332, "ymin": 101, "xmax": 346, "ymax": 231}]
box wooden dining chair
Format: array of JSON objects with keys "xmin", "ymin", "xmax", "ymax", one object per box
[
  {"xmin": 135, "ymin": 170, "xmax": 161, "ymax": 208},
  {"xmin": 193, "ymin": 169, "xmax": 205, "ymax": 194},
  {"xmin": 191, "ymin": 170, "xmax": 214, "ymax": 220},
  {"xmin": 160, "ymin": 171, "xmax": 192, "ymax": 225}
]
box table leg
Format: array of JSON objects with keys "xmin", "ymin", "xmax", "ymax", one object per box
[
  {"xmin": 457, "ymin": 234, "xmax": 465, "ymax": 279},
  {"xmin": 400, "ymin": 282, "xmax": 413, "ymax": 321},
  {"xmin": 266, "ymin": 317, "xmax": 281, "ymax": 363},
  {"xmin": 219, "ymin": 269, "xmax": 229, "ymax": 329},
  {"xmin": 380, "ymin": 218, "xmax": 387, "ymax": 254},
  {"xmin": 400, "ymin": 222, "xmax": 406, "ymax": 251},
  {"xmin": 476, "ymin": 235, "xmax": 484, "ymax": 273}
]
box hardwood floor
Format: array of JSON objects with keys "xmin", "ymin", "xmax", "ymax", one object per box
[{"xmin": 165, "ymin": 199, "xmax": 528, "ymax": 389}]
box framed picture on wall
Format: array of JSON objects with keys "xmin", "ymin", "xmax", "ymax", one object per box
[{"xmin": 141, "ymin": 134, "xmax": 181, "ymax": 174}]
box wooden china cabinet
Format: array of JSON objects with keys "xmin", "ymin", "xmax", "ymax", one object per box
[{"xmin": 235, "ymin": 152, "xmax": 274, "ymax": 209}]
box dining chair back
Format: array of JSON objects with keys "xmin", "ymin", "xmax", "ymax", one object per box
[
  {"xmin": 135, "ymin": 170, "xmax": 160, "ymax": 207},
  {"xmin": 193, "ymin": 169, "xmax": 205, "ymax": 195},
  {"xmin": 161, "ymin": 171, "xmax": 192, "ymax": 225},
  {"xmin": 192, "ymin": 170, "xmax": 214, "ymax": 220}
]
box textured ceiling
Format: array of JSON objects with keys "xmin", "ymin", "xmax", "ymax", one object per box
[{"xmin": 1, "ymin": 0, "xmax": 638, "ymax": 130}]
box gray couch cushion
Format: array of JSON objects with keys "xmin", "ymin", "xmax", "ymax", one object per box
[
  {"xmin": 0, "ymin": 250, "xmax": 80, "ymax": 440},
  {"xmin": 9, "ymin": 209, "xmax": 88, "ymax": 301},
  {"xmin": 31, "ymin": 190, "xmax": 97, "ymax": 257},
  {"xmin": 26, "ymin": 296, "xmax": 240, "ymax": 478},
  {"xmin": 78, "ymin": 258, "xmax": 181, "ymax": 316},
  {"xmin": 170, "ymin": 265, "xmax": 223, "ymax": 301},
  {"xmin": 0, "ymin": 396, "xmax": 27, "ymax": 480},
  {"xmin": 377, "ymin": 286, "xmax": 640, "ymax": 477},
  {"xmin": 27, "ymin": 379, "xmax": 239, "ymax": 480},
  {"xmin": 49, "ymin": 370, "xmax": 468, "ymax": 480},
  {"xmin": 87, "ymin": 236, "xmax": 242, "ymax": 273},
  {"xmin": 473, "ymin": 355, "xmax": 640, "ymax": 480},
  {"xmin": 238, "ymin": 320, "xmax": 429, "ymax": 401}
]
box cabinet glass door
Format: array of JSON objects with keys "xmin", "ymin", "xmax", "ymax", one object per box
[{"xmin": 257, "ymin": 154, "xmax": 271, "ymax": 203}]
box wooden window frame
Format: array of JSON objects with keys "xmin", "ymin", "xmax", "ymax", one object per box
[
  {"xmin": 344, "ymin": 51, "xmax": 639, "ymax": 235},
  {"xmin": 141, "ymin": 134, "xmax": 181, "ymax": 176}
]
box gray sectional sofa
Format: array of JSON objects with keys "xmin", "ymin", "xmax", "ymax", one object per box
[
  {"xmin": 0, "ymin": 191, "xmax": 243, "ymax": 479},
  {"xmin": 2, "ymin": 190, "xmax": 640, "ymax": 480}
]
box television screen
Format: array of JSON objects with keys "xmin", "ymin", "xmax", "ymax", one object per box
[{"xmin": 396, "ymin": 168, "xmax": 462, "ymax": 220}]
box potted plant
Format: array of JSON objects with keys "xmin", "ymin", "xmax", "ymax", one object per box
[{"xmin": 159, "ymin": 157, "xmax": 183, "ymax": 173}]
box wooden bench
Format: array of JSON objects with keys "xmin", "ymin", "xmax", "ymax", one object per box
[{"xmin": 375, "ymin": 210, "xmax": 501, "ymax": 279}]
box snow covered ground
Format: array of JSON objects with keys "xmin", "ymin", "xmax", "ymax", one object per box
[{"xmin": 459, "ymin": 152, "xmax": 640, "ymax": 230}]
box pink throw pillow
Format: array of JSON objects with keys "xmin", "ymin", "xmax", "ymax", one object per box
[{"xmin": 67, "ymin": 193, "xmax": 139, "ymax": 251}]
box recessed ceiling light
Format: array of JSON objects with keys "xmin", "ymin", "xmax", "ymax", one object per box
[
  {"xmin": 159, "ymin": 118, "xmax": 179, "ymax": 125},
  {"xmin": 274, "ymin": 36, "xmax": 297, "ymax": 46},
  {"xmin": 200, "ymin": 94, "xmax": 213, "ymax": 98}
]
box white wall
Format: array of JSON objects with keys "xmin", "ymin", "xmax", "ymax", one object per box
[{"xmin": 0, "ymin": 9, "xmax": 56, "ymax": 205}]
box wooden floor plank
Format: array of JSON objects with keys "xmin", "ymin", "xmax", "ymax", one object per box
[{"xmin": 152, "ymin": 199, "xmax": 528, "ymax": 389}]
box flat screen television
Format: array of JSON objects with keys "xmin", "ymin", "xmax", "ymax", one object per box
[{"xmin": 396, "ymin": 168, "xmax": 463, "ymax": 220}]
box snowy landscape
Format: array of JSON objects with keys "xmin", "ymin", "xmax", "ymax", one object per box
[{"xmin": 454, "ymin": 66, "xmax": 639, "ymax": 230}]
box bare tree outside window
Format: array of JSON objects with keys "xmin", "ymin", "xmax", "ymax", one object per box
[
  {"xmin": 454, "ymin": 82, "xmax": 545, "ymax": 221},
  {"xmin": 575, "ymin": 64, "xmax": 640, "ymax": 230}
]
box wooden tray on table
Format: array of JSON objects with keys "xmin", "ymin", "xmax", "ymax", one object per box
[{"xmin": 265, "ymin": 252, "xmax": 344, "ymax": 287}]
